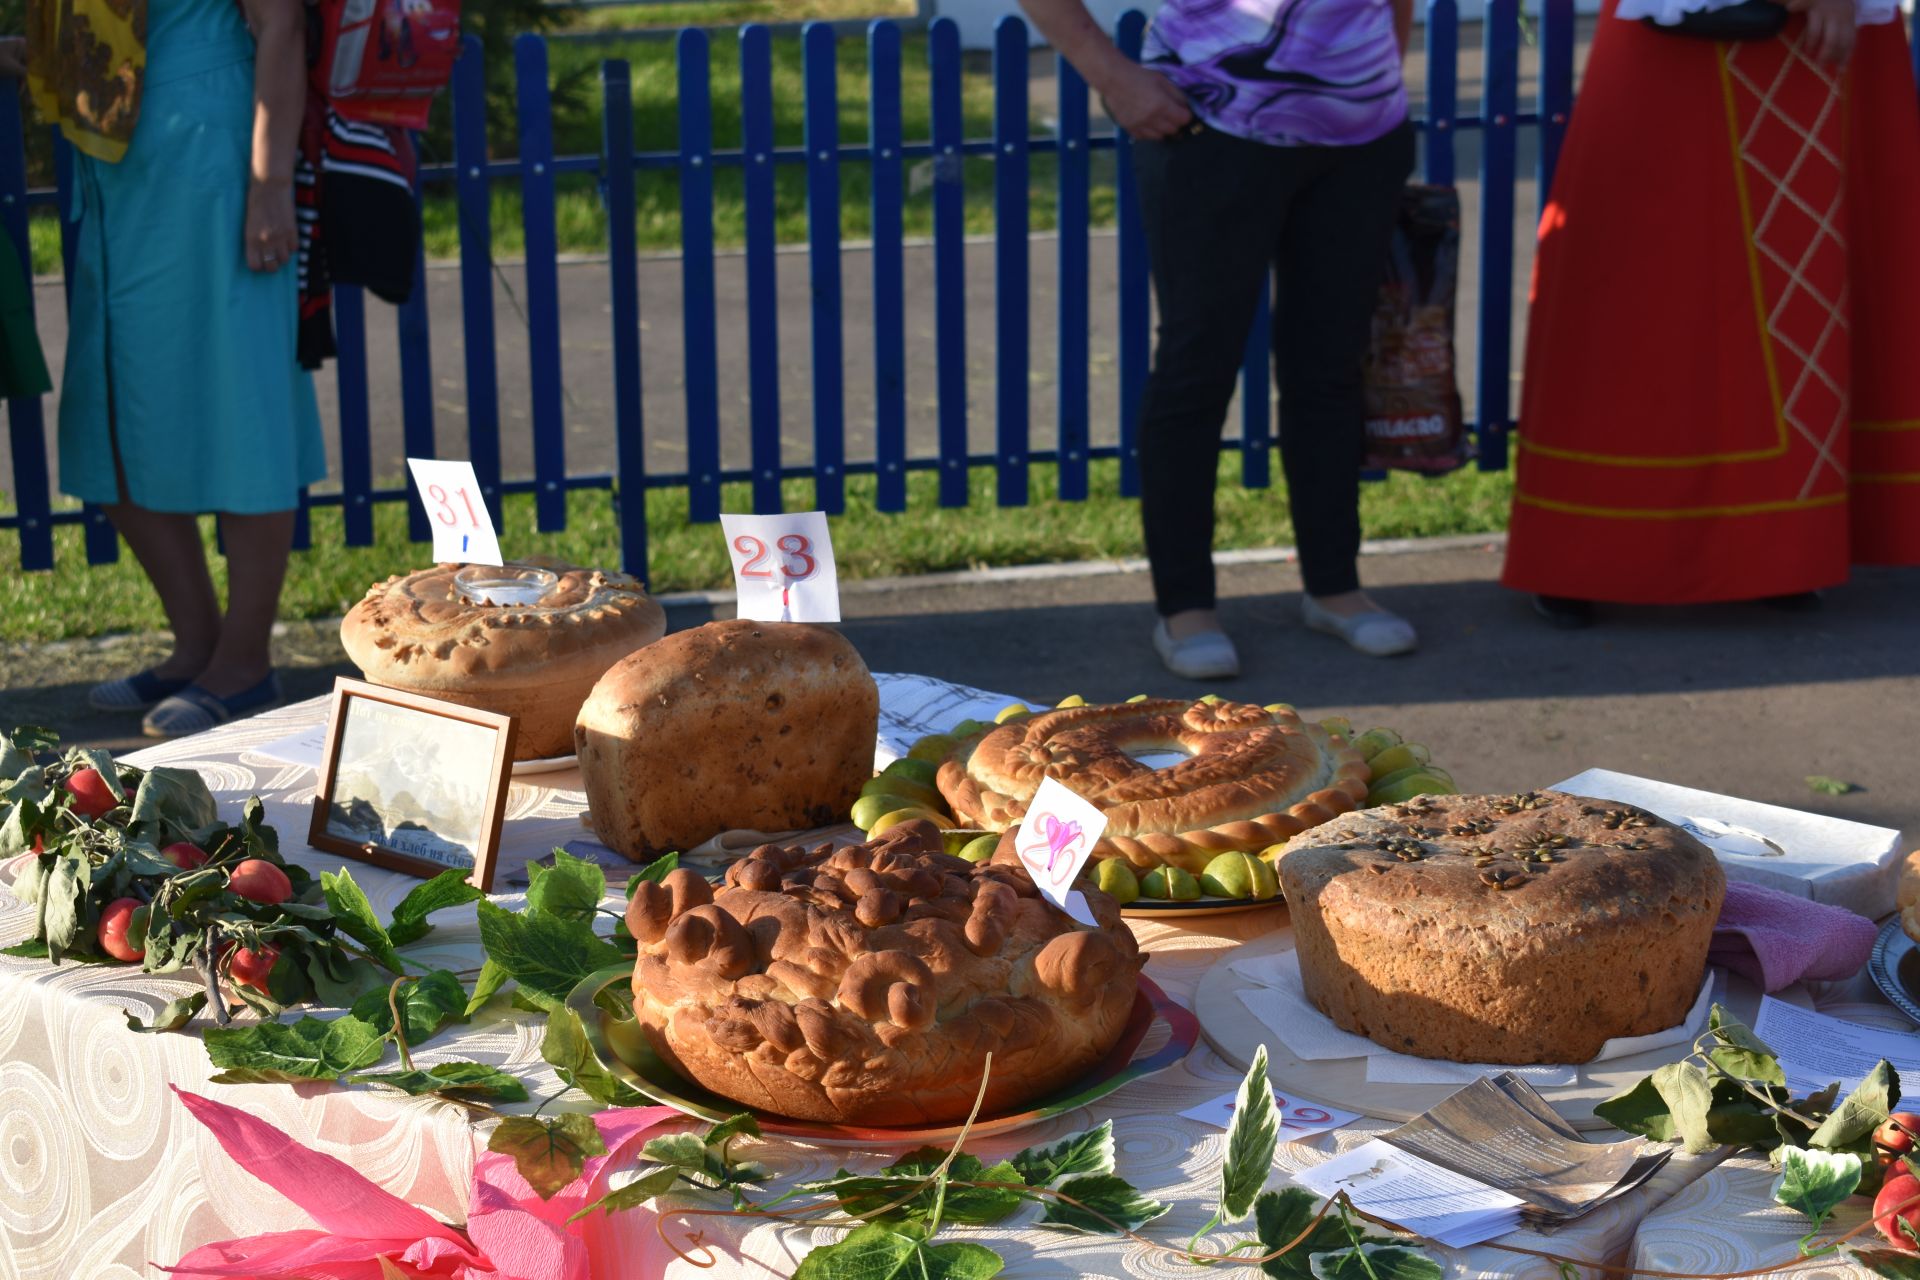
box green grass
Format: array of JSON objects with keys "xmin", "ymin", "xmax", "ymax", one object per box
[
  {"xmin": 0, "ymin": 459, "xmax": 1514, "ymax": 644},
  {"xmin": 23, "ymin": 30, "xmax": 1097, "ymax": 274}
]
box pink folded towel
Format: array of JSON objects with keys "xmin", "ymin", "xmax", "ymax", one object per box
[{"xmin": 1709, "ymin": 880, "xmax": 1878, "ymax": 992}]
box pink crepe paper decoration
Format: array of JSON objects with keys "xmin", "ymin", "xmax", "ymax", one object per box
[{"xmin": 160, "ymin": 1086, "xmax": 681, "ymax": 1280}]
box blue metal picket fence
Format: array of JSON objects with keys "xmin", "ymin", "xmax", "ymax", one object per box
[{"xmin": 0, "ymin": 3, "xmax": 1576, "ymax": 585}]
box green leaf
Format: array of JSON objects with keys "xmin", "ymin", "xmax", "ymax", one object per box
[
  {"xmin": 301, "ymin": 946, "xmax": 389, "ymax": 1007},
  {"xmin": 475, "ymin": 899, "xmax": 625, "ymax": 1010},
  {"xmin": 572, "ymin": 1165, "xmax": 686, "ymax": 1221},
  {"xmin": 640, "ymin": 1133, "xmax": 710, "ymax": 1172},
  {"xmin": 704, "ymin": 1112, "xmax": 762, "ymax": 1152},
  {"xmin": 1651, "ymin": 1062, "xmax": 1718, "ymax": 1153},
  {"xmin": 541, "ymin": 1003, "xmax": 648, "ymax": 1107},
  {"xmin": 802, "ymin": 1150, "xmax": 1026, "ymax": 1227},
  {"xmin": 347, "ymin": 1061, "xmax": 530, "ymax": 1103},
  {"xmin": 0, "ymin": 725, "xmax": 55, "ymax": 780},
  {"xmin": 628, "ymin": 852, "xmax": 679, "ymax": 891},
  {"xmin": 466, "ymin": 957, "xmax": 512, "ymax": 1016},
  {"xmin": 1308, "ymin": 1245, "xmax": 1445, "ymax": 1280},
  {"xmin": 351, "ymin": 970, "xmax": 470, "ymax": 1048},
  {"xmin": 321, "ymin": 869, "xmax": 405, "ymax": 973},
  {"xmin": 386, "ymin": 870, "xmax": 485, "ymax": 948},
  {"xmin": 1222, "ymin": 1044, "xmax": 1281, "ymax": 1221},
  {"xmin": 1, "ymin": 939, "xmax": 51, "ymax": 959},
  {"xmin": 203, "ymin": 1015, "xmax": 387, "ymax": 1083},
  {"xmin": 1807, "ymin": 776, "xmax": 1858, "ymax": 797},
  {"xmin": 1707, "ymin": 1005, "xmax": 1786, "ymax": 1087},
  {"xmin": 126, "ymin": 766, "xmax": 217, "ymax": 843},
  {"xmin": 1846, "ymin": 1248, "xmax": 1920, "ymax": 1279},
  {"xmin": 1036, "ymin": 1173, "xmax": 1169, "ymax": 1234},
  {"xmin": 39, "ymin": 851, "xmax": 88, "ymax": 960},
  {"xmin": 1771, "ymin": 1146, "xmax": 1861, "ymax": 1236},
  {"xmin": 0, "ymin": 796, "xmax": 46, "ymax": 859},
  {"xmin": 792, "ymin": 1224, "xmax": 1004, "ymax": 1280},
  {"xmin": 1812, "ymin": 1062, "xmax": 1900, "ymax": 1150},
  {"xmin": 527, "ymin": 849, "xmax": 607, "ymax": 924},
  {"xmin": 1254, "ymin": 1189, "xmax": 1395, "ymax": 1280},
  {"xmin": 123, "ymin": 992, "xmax": 207, "ymax": 1033},
  {"xmin": 1010, "ymin": 1121, "xmax": 1115, "ymax": 1188},
  {"xmin": 486, "ymin": 1114, "xmax": 607, "ymax": 1200}
]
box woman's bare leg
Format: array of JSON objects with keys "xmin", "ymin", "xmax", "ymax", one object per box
[
  {"xmin": 102, "ymin": 503, "xmax": 219, "ymax": 680},
  {"xmin": 198, "ymin": 510, "xmax": 294, "ymax": 697}
]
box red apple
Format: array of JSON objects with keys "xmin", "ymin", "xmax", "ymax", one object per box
[
  {"xmin": 63, "ymin": 768, "xmax": 118, "ymax": 820},
  {"xmin": 226, "ymin": 944, "xmax": 279, "ymax": 994},
  {"xmin": 228, "ymin": 859, "xmax": 292, "ymax": 905},
  {"xmin": 1877, "ymin": 1172, "xmax": 1920, "ymax": 1251},
  {"xmin": 97, "ymin": 897, "xmax": 147, "ymax": 962},
  {"xmin": 161, "ymin": 842, "xmax": 208, "ymax": 871},
  {"xmin": 1875, "ymin": 1113, "xmax": 1920, "ymax": 1166}
]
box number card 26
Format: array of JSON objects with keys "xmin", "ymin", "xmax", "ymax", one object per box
[{"xmin": 719, "ymin": 512, "xmax": 840, "ymax": 622}]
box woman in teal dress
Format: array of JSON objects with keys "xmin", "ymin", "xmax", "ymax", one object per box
[{"xmin": 17, "ymin": 0, "xmax": 325, "ymax": 736}]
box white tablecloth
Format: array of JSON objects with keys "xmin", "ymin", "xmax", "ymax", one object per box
[{"xmin": 0, "ymin": 684, "xmax": 1753, "ymax": 1278}]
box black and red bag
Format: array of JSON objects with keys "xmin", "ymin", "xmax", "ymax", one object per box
[
  {"xmin": 1362, "ymin": 185, "xmax": 1469, "ymax": 474},
  {"xmin": 312, "ymin": 0, "xmax": 462, "ymax": 131}
]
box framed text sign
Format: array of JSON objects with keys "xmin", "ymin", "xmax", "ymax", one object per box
[{"xmin": 307, "ymin": 678, "xmax": 517, "ymax": 891}]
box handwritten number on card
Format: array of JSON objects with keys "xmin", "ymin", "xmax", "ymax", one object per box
[
  {"xmin": 425, "ymin": 484, "xmax": 482, "ymax": 529},
  {"xmin": 732, "ymin": 534, "xmax": 819, "ymax": 582}
]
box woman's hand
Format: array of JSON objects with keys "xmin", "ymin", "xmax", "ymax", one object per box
[
  {"xmin": 1786, "ymin": 0, "xmax": 1855, "ymax": 65},
  {"xmin": 243, "ymin": 177, "xmax": 297, "ymax": 273},
  {"xmin": 0, "ymin": 36, "xmax": 28, "ymax": 79},
  {"xmin": 1097, "ymin": 62, "xmax": 1194, "ymax": 140}
]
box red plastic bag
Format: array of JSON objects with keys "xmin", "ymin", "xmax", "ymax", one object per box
[
  {"xmin": 1363, "ymin": 184, "xmax": 1468, "ymax": 474},
  {"xmin": 313, "ymin": 0, "xmax": 462, "ymax": 131}
]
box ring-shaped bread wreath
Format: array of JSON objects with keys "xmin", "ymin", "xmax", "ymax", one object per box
[{"xmin": 936, "ymin": 698, "xmax": 1371, "ymax": 874}]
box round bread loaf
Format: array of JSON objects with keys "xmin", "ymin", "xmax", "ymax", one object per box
[
  {"xmin": 937, "ymin": 698, "xmax": 1370, "ymax": 874},
  {"xmin": 625, "ymin": 820, "xmax": 1143, "ymax": 1124},
  {"xmin": 340, "ymin": 562, "xmax": 666, "ymax": 760},
  {"xmin": 576, "ymin": 619, "xmax": 879, "ymax": 859},
  {"xmin": 1277, "ymin": 791, "xmax": 1726, "ymax": 1064}
]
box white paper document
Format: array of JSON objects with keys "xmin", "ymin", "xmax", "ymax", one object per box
[
  {"xmin": 719, "ymin": 511, "xmax": 841, "ymax": 622},
  {"xmin": 1294, "ymin": 1139, "xmax": 1526, "ymax": 1249},
  {"xmin": 252, "ymin": 725, "xmax": 328, "ymax": 769},
  {"xmin": 1753, "ymin": 997, "xmax": 1920, "ymax": 1096},
  {"xmin": 1179, "ymin": 1089, "xmax": 1360, "ymax": 1142}
]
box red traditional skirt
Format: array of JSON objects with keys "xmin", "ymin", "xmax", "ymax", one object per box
[{"xmin": 1502, "ymin": 12, "xmax": 1920, "ymax": 603}]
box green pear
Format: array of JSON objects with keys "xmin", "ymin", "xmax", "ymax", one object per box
[
  {"xmin": 1093, "ymin": 859, "xmax": 1140, "ymax": 905},
  {"xmin": 907, "ymin": 733, "xmax": 958, "ymax": 763},
  {"xmin": 1347, "ymin": 728, "xmax": 1403, "ymax": 761},
  {"xmin": 1200, "ymin": 851, "xmax": 1279, "ymax": 900},
  {"xmin": 955, "ymin": 834, "xmax": 999, "ymax": 863},
  {"xmin": 994, "ymin": 703, "xmax": 1033, "ymax": 724},
  {"xmin": 1367, "ymin": 770, "xmax": 1459, "ymax": 806},
  {"xmin": 1366, "ymin": 742, "xmax": 1432, "ymax": 781},
  {"xmin": 1141, "ymin": 866, "xmax": 1202, "ymax": 901},
  {"xmin": 883, "ymin": 757, "xmax": 941, "ymax": 789}
]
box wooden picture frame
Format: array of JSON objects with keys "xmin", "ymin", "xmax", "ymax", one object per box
[{"xmin": 307, "ymin": 677, "xmax": 518, "ymax": 892}]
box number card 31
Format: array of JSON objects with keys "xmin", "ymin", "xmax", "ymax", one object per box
[
  {"xmin": 407, "ymin": 458, "xmax": 502, "ymax": 566},
  {"xmin": 719, "ymin": 511, "xmax": 840, "ymax": 623}
]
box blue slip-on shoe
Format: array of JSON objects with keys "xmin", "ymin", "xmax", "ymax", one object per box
[
  {"xmin": 141, "ymin": 673, "xmax": 283, "ymax": 739},
  {"xmin": 89, "ymin": 668, "xmax": 195, "ymax": 713}
]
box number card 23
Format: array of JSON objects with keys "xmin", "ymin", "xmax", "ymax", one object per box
[{"xmin": 719, "ymin": 512, "xmax": 840, "ymax": 622}]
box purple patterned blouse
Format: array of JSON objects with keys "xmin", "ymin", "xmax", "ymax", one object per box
[{"xmin": 1141, "ymin": 0, "xmax": 1408, "ymax": 147}]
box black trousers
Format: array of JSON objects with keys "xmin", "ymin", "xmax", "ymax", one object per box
[{"xmin": 1134, "ymin": 121, "xmax": 1415, "ymax": 612}]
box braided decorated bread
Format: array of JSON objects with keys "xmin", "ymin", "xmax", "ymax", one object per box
[
  {"xmin": 341, "ymin": 561, "xmax": 665, "ymax": 759},
  {"xmin": 625, "ymin": 819, "xmax": 1142, "ymax": 1125},
  {"xmin": 936, "ymin": 698, "xmax": 1371, "ymax": 874}
]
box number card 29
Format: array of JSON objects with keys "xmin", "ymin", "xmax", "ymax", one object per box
[{"xmin": 719, "ymin": 511, "xmax": 840, "ymax": 622}]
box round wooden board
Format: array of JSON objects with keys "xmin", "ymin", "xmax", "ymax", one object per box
[{"xmin": 1195, "ymin": 927, "xmax": 1811, "ymax": 1131}]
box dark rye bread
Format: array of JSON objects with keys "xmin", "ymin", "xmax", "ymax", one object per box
[
  {"xmin": 1276, "ymin": 791, "xmax": 1725, "ymax": 1064},
  {"xmin": 625, "ymin": 820, "xmax": 1142, "ymax": 1124}
]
